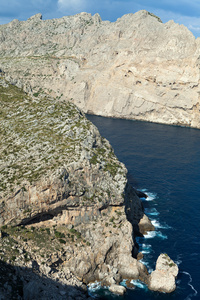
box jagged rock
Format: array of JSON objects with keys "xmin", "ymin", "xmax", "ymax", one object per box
[
  {"xmin": 138, "ymin": 214, "xmax": 155, "ymax": 235},
  {"xmin": 137, "ymin": 252, "xmax": 144, "ymax": 260},
  {"xmin": 148, "ymin": 253, "xmax": 179, "ymax": 293},
  {"xmin": 0, "ymin": 11, "xmax": 200, "ymax": 128},
  {"xmin": 134, "ymin": 189, "xmax": 147, "ymax": 199},
  {"xmin": 126, "ymin": 279, "xmax": 135, "ymax": 289},
  {"xmin": 101, "ymin": 275, "xmax": 116, "ymax": 286},
  {"xmin": 109, "ymin": 284, "xmax": 126, "ymax": 295},
  {"xmin": 28, "ymin": 13, "xmax": 42, "ymax": 21}
]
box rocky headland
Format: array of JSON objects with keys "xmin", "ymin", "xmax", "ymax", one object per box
[
  {"xmin": 0, "ymin": 10, "xmax": 200, "ymax": 128},
  {"xmin": 0, "ymin": 10, "xmax": 181, "ymax": 298},
  {"xmin": 0, "ymin": 76, "xmax": 178, "ymax": 299}
]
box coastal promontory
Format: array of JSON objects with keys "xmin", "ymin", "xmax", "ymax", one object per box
[
  {"xmin": 0, "ymin": 75, "xmax": 155, "ymax": 298},
  {"xmin": 0, "ymin": 10, "xmax": 182, "ymax": 298}
]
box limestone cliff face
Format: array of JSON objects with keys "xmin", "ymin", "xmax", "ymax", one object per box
[
  {"xmin": 0, "ymin": 10, "xmax": 200, "ymax": 127},
  {"xmin": 0, "ymin": 75, "xmax": 132, "ymax": 226},
  {"xmin": 0, "ymin": 76, "xmax": 151, "ymax": 297}
]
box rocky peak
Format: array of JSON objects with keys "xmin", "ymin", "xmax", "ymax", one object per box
[{"xmin": 28, "ymin": 13, "xmax": 42, "ymax": 21}]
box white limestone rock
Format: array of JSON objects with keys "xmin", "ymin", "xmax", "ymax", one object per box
[
  {"xmin": 1, "ymin": 10, "xmax": 200, "ymax": 128},
  {"xmin": 148, "ymin": 253, "xmax": 179, "ymax": 293},
  {"xmin": 109, "ymin": 284, "xmax": 126, "ymax": 295}
]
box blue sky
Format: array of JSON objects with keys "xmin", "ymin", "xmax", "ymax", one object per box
[{"xmin": 1, "ymin": 0, "xmax": 200, "ymax": 37}]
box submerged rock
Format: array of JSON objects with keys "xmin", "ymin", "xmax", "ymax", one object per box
[{"xmin": 148, "ymin": 253, "xmax": 179, "ymax": 293}]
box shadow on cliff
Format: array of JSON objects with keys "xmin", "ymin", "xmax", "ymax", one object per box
[
  {"xmin": 124, "ymin": 173, "xmax": 147, "ymax": 257},
  {"xmin": 0, "ymin": 259, "xmax": 88, "ymax": 300}
]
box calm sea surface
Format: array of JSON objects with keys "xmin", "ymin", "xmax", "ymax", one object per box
[{"xmin": 86, "ymin": 115, "xmax": 200, "ymax": 300}]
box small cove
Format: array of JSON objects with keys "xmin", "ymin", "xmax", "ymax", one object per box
[{"xmin": 87, "ymin": 115, "xmax": 200, "ymax": 300}]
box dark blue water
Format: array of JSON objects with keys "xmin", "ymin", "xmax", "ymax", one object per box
[{"xmin": 87, "ymin": 115, "xmax": 200, "ymax": 300}]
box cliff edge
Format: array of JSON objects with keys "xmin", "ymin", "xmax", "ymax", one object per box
[{"xmin": 0, "ymin": 76, "xmax": 154, "ymax": 298}]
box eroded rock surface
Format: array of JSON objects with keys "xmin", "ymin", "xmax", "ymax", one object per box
[
  {"xmin": 0, "ymin": 10, "xmax": 200, "ymax": 127},
  {"xmin": 0, "ymin": 76, "xmax": 153, "ymax": 298},
  {"xmin": 148, "ymin": 253, "xmax": 179, "ymax": 293}
]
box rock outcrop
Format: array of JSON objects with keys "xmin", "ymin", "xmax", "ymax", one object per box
[
  {"xmin": 0, "ymin": 10, "xmax": 200, "ymax": 127},
  {"xmin": 148, "ymin": 253, "xmax": 179, "ymax": 293},
  {"xmin": 0, "ymin": 75, "xmax": 155, "ymax": 298}
]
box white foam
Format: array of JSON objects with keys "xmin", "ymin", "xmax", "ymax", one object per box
[
  {"xmin": 145, "ymin": 208, "xmax": 160, "ymax": 216},
  {"xmin": 148, "ymin": 268, "xmax": 153, "ymax": 274},
  {"xmin": 142, "ymin": 243, "xmax": 152, "ymax": 249},
  {"xmin": 140, "ymin": 259, "xmax": 149, "ymax": 265},
  {"xmin": 144, "ymin": 231, "xmax": 168, "ymax": 239},
  {"xmin": 145, "ymin": 192, "xmax": 157, "ymax": 201},
  {"xmin": 175, "ymin": 254, "xmax": 182, "ymax": 266},
  {"xmin": 156, "ymin": 231, "xmax": 168, "ymax": 239},
  {"xmin": 88, "ymin": 281, "xmax": 101, "ymax": 292},
  {"xmin": 141, "ymin": 250, "xmax": 151, "ymax": 254},
  {"xmin": 131, "ymin": 280, "xmax": 148, "ymax": 290},
  {"xmin": 151, "ymin": 219, "xmax": 171, "ymax": 229},
  {"xmin": 141, "ymin": 243, "xmax": 152, "ymax": 254},
  {"xmin": 144, "ymin": 231, "xmax": 157, "ymax": 239},
  {"xmin": 138, "ymin": 189, "xmax": 157, "ymax": 201},
  {"xmin": 182, "ymin": 271, "xmax": 198, "ymax": 299}
]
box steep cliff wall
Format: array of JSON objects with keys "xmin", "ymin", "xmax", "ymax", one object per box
[
  {"xmin": 0, "ymin": 76, "xmax": 153, "ymax": 298},
  {"xmin": 0, "ymin": 10, "xmax": 200, "ymax": 127}
]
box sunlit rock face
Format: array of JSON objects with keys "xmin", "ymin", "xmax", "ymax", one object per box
[
  {"xmin": 0, "ymin": 77, "xmax": 149, "ymax": 298},
  {"xmin": 1, "ymin": 10, "xmax": 200, "ymax": 128},
  {"xmin": 148, "ymin": 253, "xmax": 179, "ymax": 293}
]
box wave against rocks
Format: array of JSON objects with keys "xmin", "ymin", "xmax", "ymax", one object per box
[{"xmin": 0, "ymin": 10, "xmax": 200, "ymax": 128}]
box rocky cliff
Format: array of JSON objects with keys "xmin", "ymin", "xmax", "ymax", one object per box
[
  {"xmin": 0, "ymin": 75, "xmax": 157, "ymax": 298},
  {"xmin": 0, "ymin": 10, "xmax": 200, "ymax": 127}
]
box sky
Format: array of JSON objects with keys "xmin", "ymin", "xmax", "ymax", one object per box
[{"xmin": 1, "ymin": 0, "xmax": 200, "ymax": 37}]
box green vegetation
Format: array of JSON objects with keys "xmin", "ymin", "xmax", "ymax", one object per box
[
  {"xmin": 0, "ymin": 224, "xmax": 88, "ymax": 265},
  {"xmin": 0, "ymin": 74, "xmax": 126, "ymax": 210},
  {"xmin": 0, "ymin": 77, "xmax": 96, "ymax": 195},
  {"xmin": 148, "ymin": 12, "xmax": 162, "ymax": 23}
]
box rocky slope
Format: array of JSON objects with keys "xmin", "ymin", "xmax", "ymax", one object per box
[
  {"xmin": 0, "ymin": 10, "xmax": 200, "ymax": 128},
  {"xmin": 0, "ymin": 75, "xmax": 159, "ymax": 298}
]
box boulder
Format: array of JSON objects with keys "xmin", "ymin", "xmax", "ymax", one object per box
[
  {"xmin": 109, "ymin": 284, "xmax": 126, "ymax": 295},
  {"xmin": 148, "ymin": 253, "xmax": 179, "ymax": 293},
  {"xmin": 138, "ymin": 214, "xmax": 155, "ymax": 235}
]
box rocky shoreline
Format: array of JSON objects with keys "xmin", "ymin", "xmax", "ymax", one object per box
[{"xmin": 0, "ymin": 76, "xmax": 178, "ymax": 298}]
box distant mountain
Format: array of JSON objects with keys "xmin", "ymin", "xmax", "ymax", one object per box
[{"xmin": 1, "ymin": 10, "xmax": 200, "ymax": 128}]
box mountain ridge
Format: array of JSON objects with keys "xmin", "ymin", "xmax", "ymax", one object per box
[{"xmin": 1, "ymin": 10, "xmax": 200, "ymax": 128}]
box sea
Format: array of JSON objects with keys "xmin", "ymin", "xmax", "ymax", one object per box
[{"xmin": 86, "ymin": 115, "xmax": 200, "ymax": 300}]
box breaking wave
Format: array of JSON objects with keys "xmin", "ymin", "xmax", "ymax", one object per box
[
  {"xmin": 151, "ymin": 219, "xmax": 171, "ymax": 229},
  {"xmin": 140, "ymin": 189, "xmax": 157, "ymax": 201},
  {"xmin": 144, "ymin": 230, "xmax": 168, "ymax": 239},
  {"xmin": 145, "ymin": 208, "xmax": 160, "ymax": 216},
  {"xmin": 131, "ymin": 280, "xmax": 148, "ymax": 291}
]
